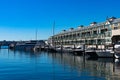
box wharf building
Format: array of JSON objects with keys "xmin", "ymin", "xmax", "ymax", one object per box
[{"xmin": 48, "ymin": 17, "xmax": 120, "ymax": 49}]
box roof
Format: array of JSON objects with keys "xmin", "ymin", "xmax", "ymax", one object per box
[{"xmin": 112, "ymin": 18, "xmax": 120, "ymax": 24}]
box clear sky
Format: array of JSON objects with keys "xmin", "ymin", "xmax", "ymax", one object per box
[{"xmin": 0, "ymin": 0, "xmax": 120, "ymax": 41}]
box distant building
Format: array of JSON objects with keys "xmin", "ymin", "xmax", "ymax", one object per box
[{"xmin": 48, "ymin": 17, "xmax": 120, "ymax": 48}]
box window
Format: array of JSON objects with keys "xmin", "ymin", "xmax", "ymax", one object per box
[
  {"xmin": 114, "ymin": 23, "xmax": 118, "ymax": 27},
  {"xmin": 113, "ymin": 23, "xmax": 118, "ymax": 30},
  {"xmin": 105, "ymin": 25, "xmax": 110, "ymax": 28},
  {"xmin": 114, "ymin": 27, "xmax": 118, "ymax": 30}
]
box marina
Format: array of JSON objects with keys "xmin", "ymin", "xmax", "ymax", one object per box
[
  {"xmin": 0, "ymin": 40, "xmax": 118, "ymax": 59},
  {"xmin": 0, "ymin": 17, "xmax": 120, "ymax": 80},
  {"xmin": 1, "ymin": 0, "xmax": 120, "ymax": 80},
  {"xmin": 1, "ymin": 16, "xmax": 120, "ymax": 59}
]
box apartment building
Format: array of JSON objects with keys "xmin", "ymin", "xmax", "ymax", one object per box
[{"xmin": 48, "ymin": 17, "xmax": 120, "ymax": 48}]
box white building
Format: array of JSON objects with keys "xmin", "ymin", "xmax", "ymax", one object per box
[{"xmin": 48, "ymin": 17, "xmax": 120, "ymax": 49}]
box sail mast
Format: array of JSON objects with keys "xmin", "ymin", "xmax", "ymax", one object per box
[
  {"xmin": 52, "ymin": 21, "xmax": 55, "ymax": 47},
  {"xmin": 53, "ymin": 21, "xmax": 55, "ymax": 36},
  {"xmin": 36, "ymin": 28, "xmax": 37, "ymax": 40}
]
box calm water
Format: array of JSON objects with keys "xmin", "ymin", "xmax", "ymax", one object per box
[{"xmin": 0, "ymin": 49, "xmax": 120, "ymax": 80}]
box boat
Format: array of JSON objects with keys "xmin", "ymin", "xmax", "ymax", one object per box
[
  {"xmin": 73, "ymin": 46, "xmax": 84, "ymax": 55},
  {"xmin": 114, "ymin": 47, "xmax": 120, "ymax": 59},
  {"xmin": 86, "ymin": 47, "xmax": 115, "ymax": 58},
  {"xmin": 15, "ymin": 40, "xmax": 38, "ymax": 51},
  {"xmin": 114, "ymin": 41, "xmax": 120, "ymax": 58},
  {"xmin": 95, "ymin": 49, "xmax": 114, "ymax": 58},
  {"xmin": 56, "ymin": 46, "xmax": 73, "ymax": 53},
  {"xmin": 114, "ymin": 41, "xmax": 120, "ymax": 49},
  {"xmin": 48, "ymin": 46, "xmax": 57, "ymax": 52},
  {"xmin": 115, "ymin": 53, "xmax": 120, "ymax": 59},
  {"xmin": 85, "ymin": 47, "xmax": 98, "ymax": 57}
]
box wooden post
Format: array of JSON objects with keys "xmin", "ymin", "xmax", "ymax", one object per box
[
  {"xmin": 61, "ymin": 45, "xmax": 63, "ymax": 53},
  {"xmin": 83, "ymin": 44, "xmax": 85, "ymax": 56},
  {"xmin": 74, "ymin": 44, "xmax": 75, "ymax": 49},
  {"xmin": 113, "ymin": 43, "xmax": 115, "ymax": 51}
]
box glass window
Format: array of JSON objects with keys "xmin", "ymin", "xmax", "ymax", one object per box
[
  {"xmin": 114, "ymin": 23, "xmax": 118, "ymax": 27},
  {"xmin": 105, "ymin": 25, "xmax": 110, "ymax": 28},
  {"xmin": 114, "ymin": 27, "xmax": 118, "ymax": 30}
]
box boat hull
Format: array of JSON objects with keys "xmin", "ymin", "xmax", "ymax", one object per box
[
  {"xmin": 56, "ymin": 49, "xmax": 73, "ymax": 53},
  {"xmin": 86, "ymin": 51, "xmax": 98, "ymax": 58},
  {"xmin": 96, "ymin": 51, "xmax": 114, "ymax": 58},
  {"xmin": 115, "ymin": 53, "xmax": 120, "ymax": 59},
  {"xmin": 73, "ymin": 50, "xmax": 84, "ymax": 56}
]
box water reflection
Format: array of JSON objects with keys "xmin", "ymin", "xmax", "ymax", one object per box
[
  {"xmin": 46, "ymin": 52, "xmax": 120, "ymax": 80},
  {"xmin": 0, "ymin": 49, "xmax": 120, "ymax": 80}
]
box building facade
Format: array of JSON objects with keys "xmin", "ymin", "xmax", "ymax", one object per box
[{"xmin": 48, "ymin": 17, "xmax": 120, "ymax": 48}]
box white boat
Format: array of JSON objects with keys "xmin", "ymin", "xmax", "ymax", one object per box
[
  {"xmin": 114, "ymin": 47, "xmax": 120, "ymax": 59},
  {"xmin": 73, "ymin": 46, "xmax": 84, "ymax": 55},
  {"xmin": 85, "ymin": 47, "xmax": 98, "ymax": 57},
  {"xmin": 86, "ymin": 47, "xmax": 115, "ymax": 58},
  {"xmin": 115, "ymin": 53, "xmax": 120, "ymax": 59},
  {"xmin": 96, "ymin": 49, "xmax": 114, "ymax": 58},
  {"xmin": 114, "ymin": 41, "xmax": 120, "ymax": 49},
  {"xmin": 114, "ymin": 41, "xmax": 120, "ymax": 58},
  {"xmin": 56, "ymin": 46, "xmax": 73, "ymax": 53},
  {"xmin": 73, "ymin": 46, "xmax": 84, "ymax": 52}
]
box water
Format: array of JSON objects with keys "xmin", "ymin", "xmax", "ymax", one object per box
[
  {"xmin": 0, "ymin": 49, "xmax": 120, "ymax": 80},
  {"xmin": 0, "ymin": 46, "xmax": 9, "ymax": 49}
]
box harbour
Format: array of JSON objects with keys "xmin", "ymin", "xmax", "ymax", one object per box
[{"xmin": 1, "ymin": 0, "xmax": 120, "ymax": 80}]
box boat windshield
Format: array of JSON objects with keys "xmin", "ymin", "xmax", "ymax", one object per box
[
  {"xmin": 87, "ymin": 47, "xmax": 96, "ymax": 50},
  {"xmin": 116, "ymin": 41, "xmax": 120, "ymax": 44},
  {"xmin": 64, "ymin": 47, "xmax": 72, "ymax": 49}
]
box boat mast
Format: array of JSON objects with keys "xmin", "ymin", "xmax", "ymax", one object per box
[
  {"xmin": 53, "ymin": 21, "xmax": 55, "ymax": 36},
  {"xmin": 52, "ymin": 21, "xmax": 55, "ymax": 47},
  {"xmin": 36, "ymin": 28, "xmax": 38, "ymax": 41}
]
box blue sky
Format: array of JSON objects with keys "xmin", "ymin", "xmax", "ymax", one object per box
[{"xmin": 0, "ymin": 0, "xmax": 120, "ymax": 41}]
